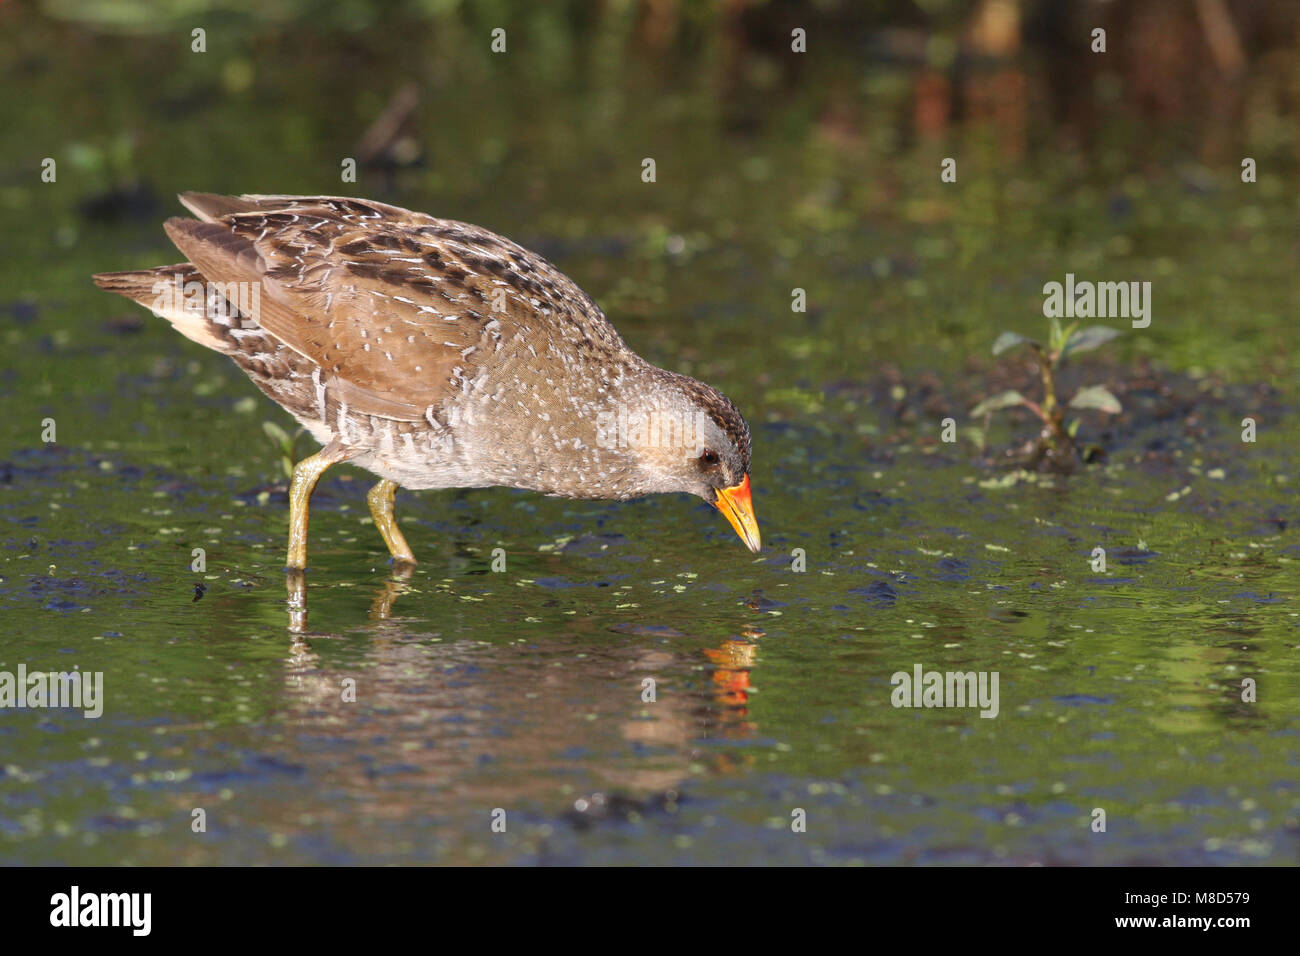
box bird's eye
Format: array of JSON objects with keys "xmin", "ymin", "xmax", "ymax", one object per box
[{"xmin": 699, "ymin": 449, "xmax": 720, "ymax": 467}]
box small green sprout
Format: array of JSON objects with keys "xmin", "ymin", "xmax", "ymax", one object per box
[
  {"xmin": 262, "ymin": 420, "xmax": 307, "ymax": 482},
  {"xmin": 972, "ymin": 318, "xmax": 1122, "ymax": 469}
]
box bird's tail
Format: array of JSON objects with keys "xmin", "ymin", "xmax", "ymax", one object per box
[{"xmin": 93, "ymin": 263, "xmax": 250, "ymax": 353}]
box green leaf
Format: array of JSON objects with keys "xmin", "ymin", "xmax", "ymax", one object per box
[
  {"xmin": 1061, "ymin": 325, "xmax": 1120, "ymax": 357},
  {"xmin": 1049, "ymin": 316, "xmax": 1064, "ymax": 352},
  {"xmin": 1068, "ymin": 385, "xmax": 1122, "ymax": 414},
  {"xmin": 1067, "ymin": 417, "xmax": 1081, "ymax": 438},
  {"xmin": 1049, "ymin": 321, "xmax": 1077, "ymax": 370},
  {"xmin": 262, "ymin": 420, "xmax": 291, "ymax": 448},
  {"xmin": 961, "ymin": 426, "xmax": 987, "ymax": 452},
  {"xmin": 971, "ymin": 390, "xmax": 1029, "ymax": 416},
  {"xmin": 992, "ymin": 332, "xmax": 1035, "ymax": 355}
]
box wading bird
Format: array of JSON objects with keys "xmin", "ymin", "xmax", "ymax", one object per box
[{"xmin": 95, "ymin": 194, "xmax": 759, "ymax": 569}]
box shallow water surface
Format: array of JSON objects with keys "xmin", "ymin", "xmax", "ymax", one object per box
[{"xmin": 3, "ymin": 402, "xmax": 1296, "ymax": 864}]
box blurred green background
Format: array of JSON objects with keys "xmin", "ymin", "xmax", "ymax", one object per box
[{"xmin": 6, "ymin": 0, "xmax": 1299, "ymax": 394}]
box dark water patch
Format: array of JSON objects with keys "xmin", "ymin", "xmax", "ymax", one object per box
[
  {"xmin": 934, "ymin": 556, "xmax": 970, "ymax": 581},
  {"xmin": 1231, "ymin": 591, "xmax": 1284, "ymax": 604},
  {"xmin": 1113, "ymin": 547, "xmax": 1159, "ymax": 565},
  {"xmin": 608, "ymin": 623, "xmax": 686, "ymax": 637},
  {"xmin": 563, "ymin": 789, "xmax": 684, "ymax": 832},
  {"xmin": 851, "ymin": 578, "xmax": 899, "ymax": 608}
]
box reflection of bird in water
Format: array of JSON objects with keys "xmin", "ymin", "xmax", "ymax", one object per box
[
  {"xmin": 95, "ymin": 193, "xmax": 760, "ymax": 577},
  {"xmin": 266, "ymin": 573, "xmax": 766, "ymax": 858}
]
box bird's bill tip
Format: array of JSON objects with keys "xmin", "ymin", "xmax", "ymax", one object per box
[{"xmin": 714, "ymin": 474, "xmax": 761, "ymax": 552}]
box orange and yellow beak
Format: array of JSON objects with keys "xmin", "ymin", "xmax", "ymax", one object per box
[{"xmin": 714, "ymin": 474, "xmax": 761, "ymax": 552}]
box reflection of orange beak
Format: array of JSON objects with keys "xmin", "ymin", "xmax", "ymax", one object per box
[{"xmin": 714, "ymin": 474, "xmax": 761, "ymax": 552}]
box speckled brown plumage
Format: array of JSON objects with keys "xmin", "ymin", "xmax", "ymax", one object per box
[{"xmin": 94, "ymin": 193, "xmax": 760, "ymax": 565}]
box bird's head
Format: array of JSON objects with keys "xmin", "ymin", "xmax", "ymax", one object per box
[{"xmin": 609, "ymin": 371, "xmax": 760, "ymax": 553}]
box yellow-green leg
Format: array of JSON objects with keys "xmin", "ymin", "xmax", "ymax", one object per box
[
  {"xmin": 286, "ymin": 443, "xmax": 349, "ymax": 570},
  {"xmin": 367, "ymin": 478, "xmax": 416, "ymax": 565}
]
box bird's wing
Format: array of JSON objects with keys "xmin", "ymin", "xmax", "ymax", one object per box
[{"xmin": 163, "ymin": 193, "xmax": 625, "ymax": 424}]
